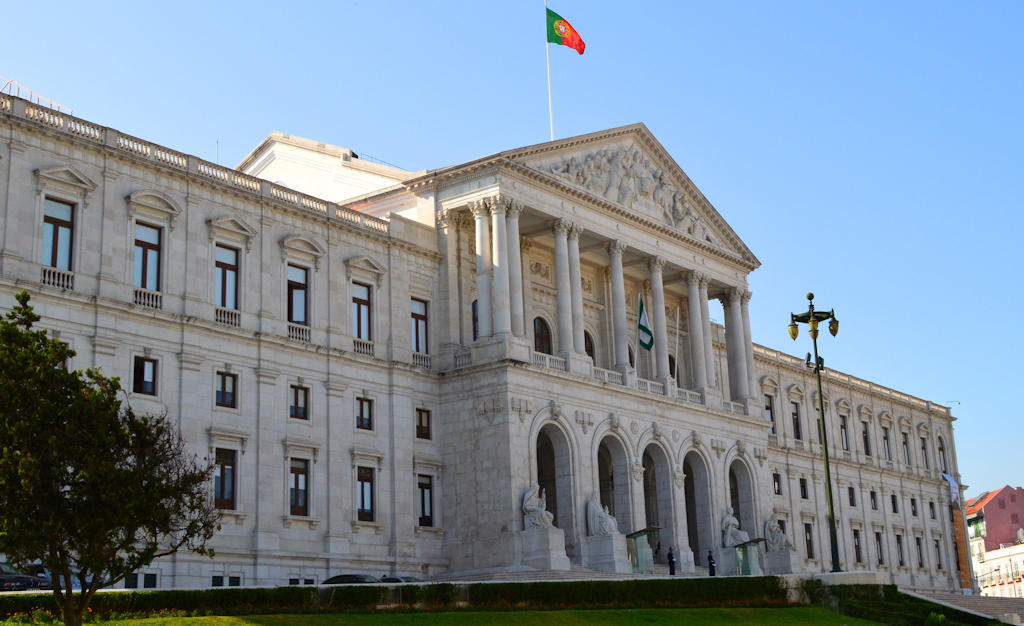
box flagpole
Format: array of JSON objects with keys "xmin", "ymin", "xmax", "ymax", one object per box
[{"xmin": 544, "ymin": 0, "xmax": 554, "ymax": 140}]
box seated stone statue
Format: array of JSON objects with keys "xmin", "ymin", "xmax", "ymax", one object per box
[
  {"xmin": 522, "ymin": 483, "xmax": 554, "ymax": 529},
  {"xmin": 587, "ymin": 495, "xmax": 619, "ymax": 536},
  {"xmin": 764, "ymin": 515, "xmax": 795, "ymax": 552},
  {"xmin": 721, "ymin": 506, "xmax": 750, "ymax": 547}
]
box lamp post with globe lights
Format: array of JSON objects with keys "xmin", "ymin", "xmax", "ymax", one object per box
[{"xmin": 789, "ymin": 292, "xmax": 841, "ymax": 573}]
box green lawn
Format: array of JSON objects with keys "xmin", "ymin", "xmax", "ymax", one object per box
[{"xmin": 101, "ymin": 607, "xmax": 878, "ymax": 625}]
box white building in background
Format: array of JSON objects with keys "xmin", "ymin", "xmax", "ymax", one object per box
[{"xmin": 0, "ymin": 94, "xmax": 970, "ymax": 591}]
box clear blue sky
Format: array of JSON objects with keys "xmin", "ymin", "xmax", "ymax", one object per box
[{"xmin": 3, "ymin": 1, "xmax": 1020, "ymax": 498}]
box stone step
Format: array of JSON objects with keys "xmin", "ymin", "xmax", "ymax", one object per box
[{"xmin": 915, "ymin": 590, "xmax": 1024, "ymax": 620}]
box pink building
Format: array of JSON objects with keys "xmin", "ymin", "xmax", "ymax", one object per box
[{"xmin": 968, "ymin": 486, "xmax": 1024, "ymax": 552}]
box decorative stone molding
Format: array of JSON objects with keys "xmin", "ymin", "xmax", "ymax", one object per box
[
  {"xmin": 505, "ymin": 200, "xmax": 524, "ymax": 219},
  {"xmin": 207, "ymin": 215, "xmax": 258, "ymax": 251},
  {"xmin": 548, "ymin": 400, "xmax": 564, "ymax": 422},
  {"xmin": 574, "ymin": 410, "xmax": 594, "ymax": 434},
  {"xmin": 551, "ymin": 218, "xmax": 572, "ymax": 236},
  {"xmin": 344, "ymin": 254, "xmax": 385, "ymax": 286},
  {"xmin": 469, "ymin": 199, "xmax": 490, "ymax": 219},
  {"xmin": 127, "ymin": 189, "xmax": 182, "ymax": 229},
  {"xmin": 208, "ymin": 426, "xmax": 249, "ymax": 455},
  {"xmin": 280, "ymin": 235, "xmax": 326, "ymax": 270},
  {"xmin": 691, "ymin": 430, "xmax": 702, "ymax": 447},
  {"xmin": 608, "ymin": 413, "xmax": 620, "ymax": 432},
  {"xmin": 529, "ymin": 261, "xmax": 550, "ymax": 279},
  {"xmin": 651, "ymin": 421, "xmax": 664, "ymax": 441},
  {"xmin": 350, "ymin": 446, "xmax": 384, "ymax": 471},
  {"xmin": 631, "ymin": 460, "xmax": 645, "ymax": 482},
  {"xmin": 511, "ymin": 397, "xmax": 531, "ymax": 423},
  {"xmin": 711, "ymin": 439, "xmax": 726, "ymax": 459},
  {"xmin": 283, "ymin": 436, "xmax": 320, "ymax": 462},
  {"xmin": 673, "ymin": 465, "xmax": 685, "ymax": 489}
]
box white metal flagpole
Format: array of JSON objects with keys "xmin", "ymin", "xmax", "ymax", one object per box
[{"xmin": 545, "ymin": 0, "xmax": 554, "ymax": 140}]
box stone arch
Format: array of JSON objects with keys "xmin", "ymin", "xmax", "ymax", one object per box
[
  {"xmin": 533, "ymin": 419, "xmax": 580, "ymax": 561},
  {"xmin": 640, "ymin": 440, "xmax": 677, "ymax": 563},
  {"xmin": 726, "ymin": 456, "xmax": 756, "ymax": 542},
  {"xmin": 594, "ymin": 432, "xmax": 632, "ymax": 534},
  {"xmin": 683, "ymin": 448, "xmax": 714, "ymax": 566}
]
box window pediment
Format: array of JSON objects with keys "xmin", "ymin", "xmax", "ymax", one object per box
[
  {"xmin": 760, "ymin": 375, "xmax": 779, "ymax": 394},
  {"xmin": 835, "ymin": 398, "xmax": 851, "ymax": 414},
  {"xmin": 35, "ymin": 165, "xmax": 97, "ymax": 194},
  {"xmin": 351, "ymin": 446, "xmax": 384, "ymax": 469},
  {"xmin": 207, "ymin": 216, "xmax": 258, "ymax": 251},
  {"xmin": 127, "ymin": 190, "xmax": 182, "ymax": 229},
  {"xmin": 345, "ymin": 255, "xmax": 386, "ymax": 287},
  {"xmin": 280, "ymin": 235, "xmax": 326, "ymax": 270},
  {"xmin": 208, "ymin": 426, "xmax": 249, "ymax": 453},
  {"xmin": 787, "ymin": 384, "xmax": 805, "ymax": 401},
  {"xmin": 877, "ymin": 410, "xmax": 893, "ymax": 426},
  {"xmin": 283, "ymin": 435, "xmax": 320, "ymax": 461}
]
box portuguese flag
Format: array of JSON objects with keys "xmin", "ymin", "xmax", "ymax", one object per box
[{"xmin": 546, "ymin": 8, "xmax": 585, "ymax": 55}]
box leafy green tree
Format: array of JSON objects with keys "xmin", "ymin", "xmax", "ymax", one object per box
[{"xmin": 0, "ymin": 291, "xmax": 219, "ymax": 626}]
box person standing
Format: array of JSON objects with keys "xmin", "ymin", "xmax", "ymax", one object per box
[
  {"xmin": 667, "ymin": 546, "xmax": 676, "ymax": 576},
  {"xmin": 707, "ymin": 549, "xmax": 716, "ymax": 576}
]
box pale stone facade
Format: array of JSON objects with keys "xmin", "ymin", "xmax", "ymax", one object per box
[{"xmin": 0, "ymin": 94, "xmax": 968, "ymax": 591}]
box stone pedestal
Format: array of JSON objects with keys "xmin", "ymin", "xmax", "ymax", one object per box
[
  {"xmin": 764, "ymin": 549, "xmax": 793, "ymax": 575},
  {"xmin": 520, "ymin": 527, "xmax": 571, "ymax": 571},
  {"xmin": 581, "ymin": 533, "xmax": 631, "ymax": 573},
  {"xmin": 718, "ymin": 547, "xmax": 738, "ymax": 575},
  {"xmin": 472, "ymin": 334, "xmax": 532, "ymax": 364}
]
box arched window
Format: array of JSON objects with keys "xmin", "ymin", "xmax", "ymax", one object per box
[
  {"xmin": 938, "ymin": 437, "xmax": 948, "ymax": 474},
  {"xmin": 472, "ymin": 300, "xmax": 479, "ymax": 341},
  {"xmin": 628, "ymin": 346, "xmax": 635, "ymax": 368},
  {"xmin": 584, "ymin": 331, "xmax": 595, "ymax": 361},
  {"xmin": 533, "ymin": 317, "xmax": 552, "ymax": 355},
  {"xmin": 668, "ymin": 355, "xmax": 676, "ymax": 378}
]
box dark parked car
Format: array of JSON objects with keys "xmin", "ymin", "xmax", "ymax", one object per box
[
  {"xmin": 322, "ymin": 574, "xmax": 381, "ymax": 584},
  {"xmin": 0, "ymin": 563, "xmax": 47, "ymax": 591},
  {"xmin": 380, "ymin": 576, "xmax": 423, "ymax": 583}
]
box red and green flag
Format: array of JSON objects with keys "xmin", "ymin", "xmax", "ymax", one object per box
[{"xmin": 546, "ymin": 8, "xmax": 585, "ymax": 55}]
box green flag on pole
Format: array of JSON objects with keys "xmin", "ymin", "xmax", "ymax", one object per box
[{"xmin": 637, "ymin": 295, "xmax": 654, "ymax": 351}]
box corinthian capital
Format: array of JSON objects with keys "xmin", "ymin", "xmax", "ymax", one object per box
[
  {"xmin": 728, "ymin": 286, "xmax": 745, "ymax": 303},
  {"xmin": 487, "ymin": 195, "xmax": 507, "ymax": 215},
  {"xmin": 605, "ymin": 240, "xmax": 627, "ymax": 257},
  {"xmin": 648, "ymin": 256, "xmax": 666, "ymax": 273},
  {"xmin": 506, "ymin": 200, "xmax": 524, "ymax": 219},
  {"xmin": 568, "ymin": 224, "xmax": 583, "ymax": 241},
  {"xmin": 741, "ymin": 289, "xmax": 752, "ymax": 305},
  {"xmin": 470, "ymin": 199, "xmax": 490, "ymax": 219},
  {"xmin": 551, "ymin": 218, "xmax": 573, "ymax": 236}
]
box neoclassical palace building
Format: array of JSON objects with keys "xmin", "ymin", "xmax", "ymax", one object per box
[{"xmin": 0, "ymin": 94, "xmax": 970, "ymax": 591}]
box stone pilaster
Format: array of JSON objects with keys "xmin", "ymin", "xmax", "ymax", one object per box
[
  {"xmin": 686, "ymin": 272, "xmax": 708, "ymax": 392},
  {"xmin": 471, "ymin": 200, "xmax": 492, "ymax": 339},
  {"xmin": 648, "ymin": 256, "xmax": 674, "ymax": 396},
  {"xmin": 568, "ymin": 225, "xmax": 585, "ymax": 355},
  {"xmin": 506, "ymin": 202, "xmax": 525, "ymax": 337},
  {"xmin": 723, "ymin": 287, "xmax": 750, "ymax": 402},
  {"xmin": 552, "ymin": 219, "xmax": 574, "ymax": 356},
  {"xmin": 490, "ymin": 198, "xmax": 511, "ymax": 336},
  {"xmin": 698, "ymin": 275, "xmax": 715, "ymax": 388},
  {"xmin": 606, "ymin": 241, "xmax": 629, "ymax": 373},
  {"xmin": 741, "ymin": 290, "xmax": 757, "ymax": 403}
]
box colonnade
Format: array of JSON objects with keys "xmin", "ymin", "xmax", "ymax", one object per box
[{"xmin": 453, "ymin": 195, "xmax": 757, "ymax": 404}]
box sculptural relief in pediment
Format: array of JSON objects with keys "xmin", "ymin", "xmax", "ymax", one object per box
[{"xmin": 546, "ymin": 146, "xmax": 722, "ymax": 247}]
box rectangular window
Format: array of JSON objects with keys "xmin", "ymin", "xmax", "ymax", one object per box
[
  {"xmin": 357, "ymin": 466, "xmax": 374, "ymax": 522},
  {"xmin": 848, "ymin": 486, "xmax": 856, "ymax": 507},
  {"xmin": 773, "ymin": 472, "xmax": 782, "ymax": 496},
  {"xmin": 144, "ymin": 573, "xmax": 157, "ymax": 588},
  {"xmin": 891, "ymin": 494, "xmax": 899, "ymax": 514},
  {"xmin": 870, "ymin": 490, "xmax": 878, "ymax": 510},
  {"xmin": 934, "ymin": 539, "xmax": 943, "ymax": 570},
  {"xmin": 125, "ymin": 573, "xmax": 138, "ymax": 589},
  {"xmin": 214, "ymin": 448, "xmax": 236, "ymax": 510},
  {"xmin": 42, "ymin": 198, "xmax": 74, "ymax": 270},
  {"xmin": 212, "ymin": 575, "xmax": 224, "ymax": 587},
  {"xmin": 853, "ymin": 529, "xmax": 863, "ymax": 564},
  {"xmin": 920, "ymin": 437, "xmax": 929, "ymax": 469},
  {"xmin": 791, "ymin": 402, "xmax": 802, "ymax": 440},
  {"xmin": 411, "ymin": 298, "xmax": 428, "ymax": 354},
  {"xmin": 896, "ymin": 534, "xmax": 905, "ymax": 567},
  {"xmin": 800, "ymin": 477, "xmax": 808, "ymax": 499},
  {"xmin": 875, "ymin": 531, "xmax": 885, "ymax": 565},
  {"xmin": 804, "ymin": 523, "xmax": 815, "ymax": 559},
  {"xmin": 287, "ymin": 265, "xmax": 308, "ymax": 325},
  {"xmin": 816, "ymin": 417, "xmax": 823, "ymax": 444},
  {"xmin": 215, "ymin": 371, "xmax": 237, "ymax": 408},
  {"xmin": 902, "ymin": 432, "xmax": 911, "ymax": 465},
  {"xmin": 882, "ymin": 427, "xmax": 892, "ymax": 461},
  {"xmin": 416, "ymin": 408, "xmax": 431, "ymax": 440},
  {"xmin": 840, "ymin": 416, "xmax": 849, "ymax": 451},
  {"xmin": 356, "ymin": 397, "xmax": 373, "ymax": 430},
  {"xmin": 214, "ymin": 244, "xmax": 239, "ymax": 310},
  {"xmin": 133, "ymin": 222, "xmax": 162, "ymax": 291},
  {"xmin": 418, "ymin": 474, "xmax": 434, "ymax": 527},
  {"xmin": 915, "ymin": 536, "xmax": 924, "ymax": 569},
  {"xmin": 229, "ymin": 576, "xmax": 240, "ymax": 587},
  {"xmin": 929, "ymin": 501, "xmax": 936, "ymax": 519},
  {"xmin": 911, "ymin": 498, "xmax": 918, "ymax": 517},
  {"xmin": 765, "ymin": 395, "xmax": 776, "ymax": 434},
  {"xmin": 133, "ymin": 356, "xmax": 158, "ymax": 395},
  {"xmin": 290, "ymin": 385, "xmax": 309, "ymax": 420},
  {"xmin": 289, "ymin": 458, "xmax": 309, "ymax": 516},
  {"xmin": 352, "ymin": 282, "xmax": 372, "ymax": 340},
  {"xmin": 861, "ymin": 421, "xmax": 872, "ymax": 456}
]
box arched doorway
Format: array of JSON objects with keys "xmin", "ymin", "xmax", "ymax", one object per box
[
  {"xmin": 537, "ymin": 424, "xmax": 577, "ymax": 559},
  {"xmin": 641, "ymin": 443, "xmax": 676, "ymax": 563},
  {"xmin": 728, "ymin": 459, "xmax": 755, "ymax": 539},
  {"xmin": 684, "ymin": 450, "xmax": 713, "ymax": 566},
  {"xmin": 597, "ymin": 435, "xmax": 631, "ymax": 534}
]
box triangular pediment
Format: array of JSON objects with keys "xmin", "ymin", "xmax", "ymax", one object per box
[
  {"xmin": 506, "ymin": 125, "xmax": 759, "ymax": 268},
  {"xmin": 34, "ymin": 165, "xmax": 97, "ymax": 192},
  {"xmin": 207, "ymin": 216, "xmax": 258, "ymax": 250},
  {"xmin": 344, "ymin": 254, "xmax": 385, "ymax": 277}
]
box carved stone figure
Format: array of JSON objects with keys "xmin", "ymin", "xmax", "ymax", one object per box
[
  {"xmin": 764, "ymin": 515, "xmax": 795, "ymax": 552},
  {"xmin": 721, "ymin": 506, "xmax": 750, "ymax": 547},
  {"xmin": 522, "ymin": 483, "xmax": 554, "ymax": 529},
  {"xmin": 587, "ymin": 495, "xmax": 619, "ymax": 536}
]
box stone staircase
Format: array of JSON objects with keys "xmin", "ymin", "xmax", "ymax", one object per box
[
  {"xmin": 913, "ymin": 590, "xmax": 1024, "ymax": 623},
  {"xmin": 434, "ymin": 562, "xmax": 709, "ymax": 583}
]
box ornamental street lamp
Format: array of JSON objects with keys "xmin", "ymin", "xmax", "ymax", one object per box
[{"xmin": 789, "ymin": 292, "xmax": 842, "ymax": 573}]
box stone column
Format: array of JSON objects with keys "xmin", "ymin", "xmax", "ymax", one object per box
[
  {"xmin": 552, "ymin": 219, "xmax": 574, "ymax": 355},
  {"xmin": 520, "ymin": 237, "xmax": 535, "ymax": 344},
  {"xmin": 568, "ymin": 225, "xmax": 586, "ymax": 354},
  {"xmin": 648, "ymin": 257, "xmax": 672, "ymax": 389},
  {"xmin": 471, "ymin": 200, "xmax": 492, "ymax": 339},
  {"xmin": 506, "ymin": 202, "xmax": 525, "ymax": 337},
  {"xmin": 698, "ymin": 276, "xmax": 715, "ymax": 387},
  {"xmin": 686, "ymin": 272, "xmax": 708, "ymax": 391},
  {"xmin": 606, "ymin": 241, "xmax": 629, "ymax": 372},
  {"xmin": 490, "ymin": 198, "xmax": 511, "ymax": 336},
  {"xmin": 723, "ymin": 287, "xmax": 750, "ymax": 402},
  {"xmin": 741, "ymin": 290, "xmax": 757, "ymax": 401}
]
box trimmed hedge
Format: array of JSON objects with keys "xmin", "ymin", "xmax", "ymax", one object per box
[
  {"xmin": 467, "ymin": 577, "xmax": 788, "ymax": 610},
  {"xmin": 826, "ymin": 584, "xmax": 994, "ymax": 626}
]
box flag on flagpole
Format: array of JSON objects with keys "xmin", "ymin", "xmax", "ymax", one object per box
[
  {"xmin": 546, "ymin": 8, "xmax": 586, "ymax": 55},
  {"xmin": 637, "ymin": 295, "xmax": 654, "ymax": 351}
]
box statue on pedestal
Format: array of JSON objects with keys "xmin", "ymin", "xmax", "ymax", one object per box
[
  {"xmin": 586, "ymin": 495, "xmax": 619, "ymax": 536},
  {"xmin": 522, "ymin": 483, "xmax": 554, "ymax": 529},
  {"xmin": 721, "ymin": 506, "xmax": 750, "ymax": 547},
  {"xmin": 764, "ymin": 514, "xmax": 795, "ymax": 552}
]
